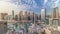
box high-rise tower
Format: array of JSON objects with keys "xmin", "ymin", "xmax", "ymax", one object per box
[
  {"xmin": 41, "ymin": 8, "xmax": 46, "ymax": 22},
  {"xmin": 12, "ymin": 10, "xmax": 14, "ymax": 20},
  {"xmin": 52, "ymin": 7, "xmax": 59, "ymax": 25},
  {"xmin": 52, "ymin": 7, "xmax": 59, "ymax": 19},
  {"xmin": 12, "ymin": 10, "xmax": 14, "ymax": 17},
  {"xmin": 49, "ymin": 7, "xmax": 59, "ymax": 26}
]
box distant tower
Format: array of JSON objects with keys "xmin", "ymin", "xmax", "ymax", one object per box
[
  {"xmin": 12, "ymin": 10, "xmax": 14, "ymax": 20},
  {"xmin": 33, "ymin": 12, "xmax": 34, "ymax": 22},
  {"xmin": 18, "ymin": 11, "xmax": 23, "ymax": 21},
  {"xmin": 41, "ymin": 8, "xmax": 46, "ymax": 21},
  {"xmin": 27, "ymin": 11, "xmax": 31, "ymax": 20},
  {"xmin": 15, "ymin": 15, "xmax": 18, "ymax": 21},
  {"xmin": 24, "ymin": 11, "xmax": 28, "ymax": 20},
  {"xmin": 12, "ymin": 10, "xmax": 14, "ymax": 16}
]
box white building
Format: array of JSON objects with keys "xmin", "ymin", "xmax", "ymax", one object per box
[
  {"xmin": 41, "ymin": 8, "xmax": 46, "ymax": 22},
  {"xmin": 4, "ymin": 15, "xmax": 13, "ymax": 20}
]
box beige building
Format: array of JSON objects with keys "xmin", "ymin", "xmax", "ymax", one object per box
[
  {"xmin": 0, "ymin": 13, "xmax": 8, "ymax": 20},
  {"xmin": 24, "ymin": 11, "xmax": 28, "ymax": 20},
  {"xmin": 24, "ymin": 11, "xmax": 31, "ymax": 21},
  {"xmin": 51, "ymin": 7, "xmax": 59, "ymax": 19},
  {"xmin": 49, "ymin": 7, "xmax": 59, "ymax": 26},
  {"xmin": 18, "ymin": 11, "xmax": 23, "ymax": 21}
]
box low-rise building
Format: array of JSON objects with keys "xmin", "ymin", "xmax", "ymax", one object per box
[{"xmin": 0, "ymin": 21, "xmax": 7, "ymax": 34}]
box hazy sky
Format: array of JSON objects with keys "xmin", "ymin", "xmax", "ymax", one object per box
[{"xmin": 0, "ymin": 0, "xmax": 59, "ymax": 15}]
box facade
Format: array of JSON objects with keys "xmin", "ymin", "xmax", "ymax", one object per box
[
  {"xmin": 38, "ymin": 14, "xmax": 41, "ymax": 20},
  {"xmin": 52, "ymin": 19, "xmax": 59, "ymax": 26},
  {"xmin": 52, "ymin": 7, "xmax": 59, "ymax": 19},
  {"xmin": 31, "ymin": 12, "xmax": 34, "ymax": 22},
  {"xmin": 27, "ymin": 12, "xmax": 31, "ymax": 20},
  {"xmin": 24, "ymin": 11, "xmax": 28, "ymax": 20},
  {"xmin": 15, "ymin": 15, "xmax": 18, "ymax": 21},
  {"xmin": 45, "ymin": 19, "xmax": 49, "ymax": 25},
  {"xmin": 58, "ymin": 19, "xmax": 60, "ymax": 26},
  {"xmin": 34, "ymin": 14, "xmax": 38, "ymax": 22},
  {"xmin": 0, "ymin": 13, "xmax": 8, "ymax": 20},
  {"xmin": 49, "ymin": 7, "xmax": 59, "ymax": 26},
  {"xmin": 41, "ymin": 8, "xmax": 46, "ymax": 22},
  {"xmin": 12, "ymin": 10, "xmax": 14, "ymax": 20},
  {"xmin": 18, "ymin": 11, "xmax": 23, "ymax": 21},
  {"xmin": 0, "ymin": 21, "xmax": 7, "ymax": 34},
  {"xmin": 45, "ymin": 15, "xmax": 50, "ymax": 25},
  {"xmin": 4, "ymin": 15, "xmax": 13, "ymax": 20}
]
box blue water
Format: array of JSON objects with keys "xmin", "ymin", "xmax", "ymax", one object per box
[{"xmin": 7, "ymin": 22, "xmax": 32, "ymax": 31}]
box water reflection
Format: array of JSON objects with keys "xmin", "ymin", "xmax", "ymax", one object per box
[{"xmin": 7, "ymin": 21, "xmax": 32, "ymax": 32}]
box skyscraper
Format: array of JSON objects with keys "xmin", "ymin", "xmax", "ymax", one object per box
[
  {"xmin": 12, "ymin": 10, "xmax": 14, "ymax": 17},
  {"xmin": 24, "ymin": 11, "xmax": 28, "ymax": 20},
  {"xmin": 38, "ymin": 14, "xmax": 41, "ymax": 20},
  {"xmin": 18, "ymin": 11, "xmax": 23, "ymax": 21},
  {"xmin": 52, "ymin": 7, "xmax": 59, "ymax": 19},
  {"xmin": 12, "ymin": 10, "xmax": 14, "ymax": 20},
  {"xmin": 32, "ymin": 12, "xmax": 34, "ymax": 22},
  {"xmin": 15, "ymin": 15, "xmax": 18, "ymax": 21},
  {"xmin": 49, "ymin": 7, "xmax": 59, "ymax": 26},
  {"xmin": 27, "ymin": 11, "xmax": 31, "ymax": 20},
  {"xmin": 52, "ymin": 7, "xmax": 59, "ymax": 25},
  {"xmin": 41, "ymin": 8, "xmax": 46, "ymax": 22}
]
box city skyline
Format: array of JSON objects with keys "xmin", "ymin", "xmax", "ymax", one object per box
[
  {"xmin": 0, "ymin": 0, "xmax": 60, "ymax": 34},
  {"xmin": 0, "ymin": 0, "xmax": 59, "ymax": 15}
]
